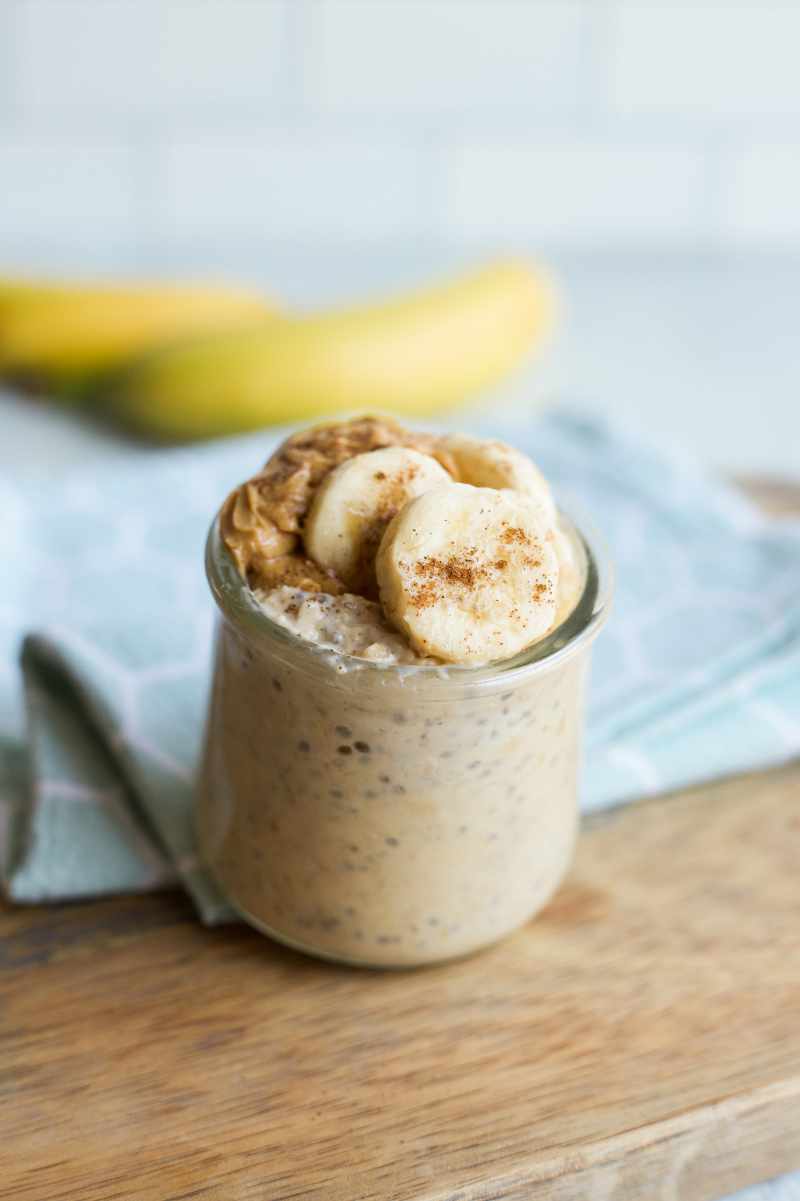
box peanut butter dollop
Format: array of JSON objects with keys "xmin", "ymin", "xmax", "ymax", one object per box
[{"xmin": 221, "ymin": 416, "xmax": 457, "ymax": 593}]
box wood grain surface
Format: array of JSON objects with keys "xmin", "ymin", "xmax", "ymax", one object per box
[
  {"xmin": 4, "ymin": 480, "xmax": 800, "ymax": 1201},
  {"xmin": 4, "ymin": 762, "xmax": 800, "ymax": 1201}
]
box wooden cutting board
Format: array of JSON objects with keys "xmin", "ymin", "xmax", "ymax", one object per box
[
  {"xmin": 5, "ymin": 479, "xmax": 800, "ymax": 1201},
  {"xmin": 4, "ymin": 762, "xmax": 800, "ymax": 1201}
]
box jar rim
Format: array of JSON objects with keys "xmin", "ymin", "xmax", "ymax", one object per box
[{"xmin": 205, "ymin": 506, "xmax": 613, "ymax": 689}]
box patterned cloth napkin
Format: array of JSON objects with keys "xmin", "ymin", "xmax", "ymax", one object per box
[{"xmin": 3, "ymin": 409, "xmax": 800, "ymax": 922}]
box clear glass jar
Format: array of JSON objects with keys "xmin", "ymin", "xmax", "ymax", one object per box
[{"xmin": 196, "ymin": 513, "xmax": 611, "ymax": 968}]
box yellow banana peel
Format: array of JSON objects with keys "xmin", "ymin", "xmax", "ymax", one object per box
[
  {"xmin": 0, "ymin": 279, "xmax": 274, "ymax": 394},
  {"xmin": 108, "ymin": 260, "xmax": 557, "ymax": 441}
]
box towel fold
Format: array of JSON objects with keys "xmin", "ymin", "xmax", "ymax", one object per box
[{"xmin": 3, "ymin": 408, "xmax": 799, "ymax": 919}]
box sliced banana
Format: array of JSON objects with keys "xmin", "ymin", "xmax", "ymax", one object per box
[
  {"xmin": 441, "ymin": 433, "xmax": 556, "ymax": 522},
  {"xmin": 304, "ymin": 446, "xmax": 451, "ymax": 593},
  {"xmin": 376, "ymin": 483, "xmax": 559, "ymax": 664}
]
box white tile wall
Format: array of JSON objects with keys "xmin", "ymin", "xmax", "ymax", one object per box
[
  {"xmin": 0, "ymin": 136, "xmax": 141, "ymax": 253},
  {"xmin": 721, "ymin": 144, "xmax": 800, "ymax": 245},
  {"xmin": 0, "ymin": 4, "xmax": 18, "ymax": 115},
  {"xmin": 610, "ymin": 2, "xmax": 800, "ymax": 119},
  {"xmin": 15, "ymin": 0, "xmax": 162, "ymax": 118},
  {"xmin": 307, "ymin": 0, "xmax": 585, "ymax": 116},
  {"xmin": 1, "ymin": 0, "xmax": 799, "ymax": 261},
  {"xmin": 15, "ymin": 0, "xmax": 288, "ymax": 119},
  {"xmin": 444, "ymin": 140, "xmax": 709, "ymax": 246},
  {"xmin": 160, "ymin": 133, "xmax": 430, "ymax": 244},
  {"xmin": 158, "ymin": 2, "xmax": 289, "ymax": 114}
]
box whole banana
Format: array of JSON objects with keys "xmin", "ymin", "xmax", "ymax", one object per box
[
  {"xmin": 0, "ymin": 280, "xmax": 273, "ymax": 395},
  {"xmin": 107, "ymin": 260, "xmax": 556, "ymax": 441}
]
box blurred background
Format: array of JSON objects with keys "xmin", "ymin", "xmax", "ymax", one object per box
[{"xmin": 1, "ymin": 0, "xmax": 799, "ymax": 473}]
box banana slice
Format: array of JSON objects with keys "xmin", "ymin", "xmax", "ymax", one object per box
[
  {"xmin": 441, "ymin": 433, "xmax": 556, "ymax": 522},
  {"xmin": 376, "ymin": 483, "xmax": 559, "ymax": 663},
  {"xmin": 304, "ymin": 447, "xmax": 451, "ymax": 593}
]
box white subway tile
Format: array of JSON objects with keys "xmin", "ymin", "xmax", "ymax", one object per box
[
  {"xmin": 720, "ymin": 143, "xmax": 800, "ymax": 245},
  {"xmin": 0, "ymin": 136, "xmax": 140, "ymax": 248},
  {"xmin": 16, "ymin": 0, "xmax": 159, "ymax": 116},
  {"xmin": 16, "ymin": 0, "xmax": 288, "ymax": 117},
  {"xmin": 308, "ymin": 0, "xmax": 584, "ymax": 115},
  {"xmin": 158, "ymin": 1, "xmax": 288, "ymax": 111},
  {"xmin": 610, "ymin": 2, "xmax": 800, "ymax": 118},
  {"xmin": 158, "ymin": 134, "xmax": 429, "ymax": 243},
  {"xmin": 444, "ymin": 140, "xmax": 709, "ymax": 246}
]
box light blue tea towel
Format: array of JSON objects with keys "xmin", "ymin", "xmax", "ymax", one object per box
[{"xmin": 2, "ymin": 409, "xmax": 799, "ymax": 923}]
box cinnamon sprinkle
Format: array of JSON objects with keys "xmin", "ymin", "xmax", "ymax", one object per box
[
  {"xmin": 414, "ymin": 554, "xmax": 481, "ymax": 587},
  {"xmin": 405, "ymin": 526, "xmax": 551, "ymax": 614},
  {"xmin": 408, "ymin": 549, "xmax": 505, "ymax": 610},
  {"xmin": 500, "ymin": 525, "xmax": 530, "ymax": 546}
]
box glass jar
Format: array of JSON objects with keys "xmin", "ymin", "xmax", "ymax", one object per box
[{"xmin": 196, "ymin": 512, "xmax": 611, "ymax": 968}]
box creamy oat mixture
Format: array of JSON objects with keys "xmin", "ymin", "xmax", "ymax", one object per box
[{"xmin": 255, "ymin": 586, "xmax": 427, "ymax": 665}]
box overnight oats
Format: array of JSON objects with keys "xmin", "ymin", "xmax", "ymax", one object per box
[{"xmin": 196, "ymin": 416, "xmax": 610, "ymax": 967}]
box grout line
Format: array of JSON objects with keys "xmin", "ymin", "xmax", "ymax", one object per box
[
  {"xmin": 699, "ymin": 138, "xmax": 729, "ymax": 254},
  {"xmin": 0, "ymin": 0, "xmax": 22, "ymax": 121},
  {"xmin": 578, "ymin": 0, "xmax": 614, "ymax": 129},
  {"xmin": 133, "ymin": 136, "xmax": 165, "ymax": 270},
  {"xmin": 11, "ymin": 234, "xmax": 800, "ymax": 265},
  {"xmin": 284, "ymin": 0, "xmax": 315, "ymax": 123},
  {"xmin": 6, "ymin": 104, "xmax": 800, "ymax": 144}
]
